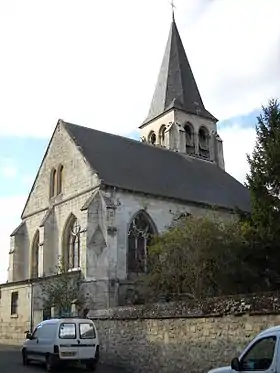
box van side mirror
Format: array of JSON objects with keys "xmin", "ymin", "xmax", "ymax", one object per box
[{"xmin": 231, "ymin": 357, "xmax": 241, "ymax": 371}]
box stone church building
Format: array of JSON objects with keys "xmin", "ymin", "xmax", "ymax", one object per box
[{"xmin": 0, "ymin": 17, "xmax": 250, "ymax": 342}]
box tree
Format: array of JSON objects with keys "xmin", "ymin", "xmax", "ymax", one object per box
[
  {"xmin": 246, "ymin": 99, "xmax": 280, "ymax": 286},
  {"xmin": 144, "ymin": 214, "xmax": 259, "ymax": 300},
  {"xmin": 40, "ymin": 258, "xmax": 86, "ymax": 317}
]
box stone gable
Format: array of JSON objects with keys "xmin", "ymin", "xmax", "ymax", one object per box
[{"xmin": 21, "ymin": 120, "xmax": 100, "ymax": 219}]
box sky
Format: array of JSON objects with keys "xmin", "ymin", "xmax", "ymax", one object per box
[{"xmin": 0, "ymin": 0, "xmax": 279, "ymax": 283}]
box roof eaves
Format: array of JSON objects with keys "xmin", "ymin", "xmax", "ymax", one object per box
[
  {"xmin": 10, "ymin": 221, "xmax": 26, "ymax": 237},
  {"xmin": 102, "ymin": 181, "xmax": 246, "ymax": 213}
]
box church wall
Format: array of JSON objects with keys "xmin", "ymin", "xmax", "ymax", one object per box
[
  {"xmin": 113, "ymin": 189, "xmax": 235, "ymax": 281},
  {"xmin": 22, "ymin": 121, "xmax": 99, "ymax": 219},
  {"xmin": 9, "ymin": 120, "xmax": 101, "ymax": 282},
  {"xmin": 54, "ymin": 191, "xmax": 92, "ymax": 274},
  {"xmin": 9, "ymin": 224, "xmax": 27, "ymax": 282},
  {"xmin": 0, "ymin": 282, "xmax": 32, "ymax": 345},
  {"xmin": 22, "ymin": 189, "xmax": 96, "ymax": 279},
  {"xmin": 140, "ymin": 111, "xmax": 175, "ymax": 144},
  {"xmin": 24, "ymin": 211, "xmax": 48, "ymax": 279},
  {"xmin": 174, "ymin": 110, "xmax": 217, "ymax": 134},
  {"xmin": 175, "ymin": 110, "xmax": 217, "ymax": 160}
]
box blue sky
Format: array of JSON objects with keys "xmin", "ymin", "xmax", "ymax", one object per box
[
  {"xmin": 0, "ymin": 108, "xmax": 261, "ymax": 201},
  {"xmin": 0, "ymin": 0, "xmax": 279, "ymax": 283}
]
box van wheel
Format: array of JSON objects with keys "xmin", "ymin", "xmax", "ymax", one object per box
[
  {"xmin": 22, "ymin": 349, "xmax": 30, "ymax": 365},
  {"xmin": 46, "ymin": 354, "xmax": 55, "ymax": 372}
]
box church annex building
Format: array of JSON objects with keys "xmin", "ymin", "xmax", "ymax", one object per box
[{"xmin": 0, "ymin": 17, "xmax": 250, "ymax": 344}]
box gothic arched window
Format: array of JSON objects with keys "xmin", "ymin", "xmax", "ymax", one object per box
[
  {"xmin": 184, "ymin": 123, "xmax": 195, "ymax": 155},
  {"xmin": 31, "ymin": 230, "xmax": 39, "ymax": 278},
  {"xmin": 159, "ymin": 125, "xmax": 166, "ymax": 146},
  {"xmin": 199, "ymin": 126, "xmax": 210, "ymax": 158},
  {"xmin": 57, "ymin": 165, "xmax": 64, "ymax": 194},
  {"xmin": 63, "ymin": 215, "xmax": 81, "ymax": 271},
  {"xmin": 127, "ymin": 211, "xmax": 156, "ymax": 274},
  {"xmin": 50, "ymin": 168, "xmax": 57, "ymax": 198}
]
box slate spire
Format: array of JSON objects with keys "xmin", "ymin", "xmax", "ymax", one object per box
[{"xmin": 142, "ymin": 18, "xmax": 217, "ymax": 126}]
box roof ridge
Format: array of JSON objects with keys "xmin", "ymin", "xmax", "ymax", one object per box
[
  {"xmin": 57, "ymin": 120, "xmax": 250, "ymax": 212},
  {"xmin": 63, "ymin": 120, "xmax": 218, "ymax": 163}
]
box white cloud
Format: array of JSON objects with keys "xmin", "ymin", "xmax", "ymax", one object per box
[
  {"xmin": 0, "ymin": 195, "xmax": 25, "ymax": 283},
  {"xmin": 185, "ymin": 0, "xmax": 280, "ymax": 120},
  {"xmin": 0, "ymin": 158, "xmax": 18, "ymax": 178},
  {"xmin": 0, "ymin": 0, "xmax": 278, "ymax": 138},
  {"xmin": 220, "ymin": 124, "xmax": 256, "ymax": 184}
]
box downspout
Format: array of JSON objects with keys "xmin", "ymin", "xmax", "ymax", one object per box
[{"xmin": 30, "ymin": 281, "xmax": 34, "ymax": 332}]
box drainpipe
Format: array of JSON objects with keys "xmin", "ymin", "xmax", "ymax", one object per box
[{"xmin": 30, "ymin": 281, "xmax": 34, "ymax": 332}]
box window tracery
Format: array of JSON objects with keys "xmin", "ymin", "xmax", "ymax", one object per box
[
  {"xmin": 127, "ymin": 211, "xmax": 156, "ymax": 274},
  {"xmin": 64, "ymin": 215, "xmax": 81, "ymax": 270}
]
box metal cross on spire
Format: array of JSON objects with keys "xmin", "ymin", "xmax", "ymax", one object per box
[{"xmin": 170, "ymin": 0, "xmax": 176, "ymax": 19}]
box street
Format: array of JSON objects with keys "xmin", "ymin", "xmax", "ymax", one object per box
[{"xmin": 0, "ymin": 346, "xmax": 124, "ymax": 373}]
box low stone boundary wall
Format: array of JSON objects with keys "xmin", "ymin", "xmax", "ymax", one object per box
[{"xmin": 89, "ymin": 292, "xmax": 280, "ymax": 373}]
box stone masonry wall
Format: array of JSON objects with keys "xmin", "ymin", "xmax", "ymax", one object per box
[
  {"xmin": 89, "ymin": 292, "xmax": 280, "ymax": 373},
  {"xmin": 0, "ymin": 283, "xmax": 31, "ymax": 345}
]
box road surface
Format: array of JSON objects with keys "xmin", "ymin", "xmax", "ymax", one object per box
[{"xmin": 0, "ymin": 346, "xmax": 124, "ymax": 373}]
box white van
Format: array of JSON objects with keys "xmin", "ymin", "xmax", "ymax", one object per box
[
  {"xmin": 21, "ymin": 317, "xmax": 99, "ymax": 372},
  {"xmin": 208, "ymin": 325, "xmax": 280, "ymax": 373}
]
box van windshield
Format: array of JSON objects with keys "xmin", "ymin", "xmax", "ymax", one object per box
[
  {"xmin": 79, "ymin": 323, "xmax": 96, "ymax": 339},
  {"xmin": 59, "ymin": 323, "xmax": 76, "ymax": 339}
]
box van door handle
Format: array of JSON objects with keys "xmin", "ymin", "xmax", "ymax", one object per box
[{"xmin": 36, "ymin": 339, "xmax": 39, "ymax": 344}]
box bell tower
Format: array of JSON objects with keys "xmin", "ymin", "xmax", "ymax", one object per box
[{"xmin": 139, "ymin": 17, "xmax": 225, "ymax": 169}]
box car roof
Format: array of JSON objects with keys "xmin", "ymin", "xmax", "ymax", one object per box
[
  {"xmin": 258, "ymin": 325, "xmax": 280, "ymax": 337},
  {"xmin": 38, "ymin": 318, "xmax": 93, "ymax": 326}
]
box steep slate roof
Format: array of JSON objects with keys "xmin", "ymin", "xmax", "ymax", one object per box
[
  {"xmin": 141, "ymin": 18, "xmax": 217, "ymax": 127},
  {"xmin": 64, "ymin": 122, "xmax": 251, "ymax": 212}
]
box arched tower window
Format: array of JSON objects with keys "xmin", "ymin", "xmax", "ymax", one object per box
[
  {"xmin": 63, "ymin": 214, "xmax": 81, "ymax": 271},
  {"xmin": 31, "ymin": 230, "xmax": 39, "ymax": 278},
  {"xmin": 198, "ymin": 126, "xmax": 210, "ymax": 158},
  {"xmin": 148, "ymin": 131, "xmax": 156, "ymax": 145},
  {"xmin": 57, "ymin": 165, "xmax": 64, "ymax": 194},
  {"xmin": 184, "ymin": 122, "xmax": 195, "ymax": 155},
  {"xmin": 50, "ymin": 168, "xmax": 57, "ymax": 198},
  {"xmin": 127, "ymin": 210, "xmax": 157, "ymax": 274},
  {"xmin": 159, "ymin": 125, "xmax": 166, "ymax": 146}
]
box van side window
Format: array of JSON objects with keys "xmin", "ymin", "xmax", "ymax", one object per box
[
  {"xmin": 32, "ymin": 324, "xmax": 42, "ymax": 339},
  {"xmin": 79, "ymin": 323, "xmax": 96, "ymax": 339},
  {"xmin": 241, "ymin": 336, "xmax": 277, "ymax": 371},
  {"xmin": 59, "ymin": 323, "xmax": 76, "ymax": 339}
]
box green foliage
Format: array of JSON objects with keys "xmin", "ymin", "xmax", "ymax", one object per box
[
  {"xmin": 246, "ymin": 99, "xmax": 280, "ymax": 287},
  {"xmin": 145, "ymin": 214, "xmax": 260, "ymax": 300},
  {"xmin": 247, "ymin": 99, "xmax": 280, "ymax": 233},
  {"xmin": 40, "ymin": 258, "xmax": 85, "ymax": 316}
]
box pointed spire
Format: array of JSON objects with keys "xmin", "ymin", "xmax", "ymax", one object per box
[{"xmin": 141, "ymin": 18, "xmax": 217, "ymax": 126}]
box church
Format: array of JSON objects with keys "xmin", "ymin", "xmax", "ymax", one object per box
[{"xmin": 0, "ymin": 16, "xmax": 250, "ymax": 342}]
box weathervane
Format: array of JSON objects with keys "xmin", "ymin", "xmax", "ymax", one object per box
[{"xmin": 170, "ymin": 0, "xmax": 176, "ymax": 19}]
